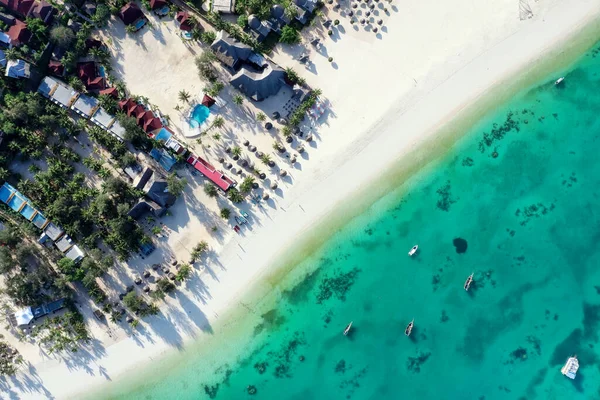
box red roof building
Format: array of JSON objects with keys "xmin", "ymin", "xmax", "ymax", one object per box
[
  {"xmin": 118, "ymin": 98, "xmax": 136, "ymax": 113},
  {"xmin": 77, "ymin": 62, "xmax": 105, "ymax": 90},
  {"xmin": 85, "ymin": 38, "xmax": 103, "ymax": 49},
  {"xmin": 47, "ymin": 60, "xmax": 64, "ymax": 76},
  {"xmin": 175, "ymin": 11, "xmax": 194, "ymax": 31},
  {"xmin": 130, "ymin": 104, "xmax": 146, "ymax": 119},
  {"xmin": 0, "ymin": 0, "xmax": 34, "ymax": 16},
  {"xmin": 99, "ymin": 87, "xmax": 119, "ymax": 98},
  {"xmin": 30, "ymin": 0, "xmax": 53, "ymax": 23},
  {"xmin": 186, "ymin": 154, "xmax": 233, "ymax": 191},
  {"xmin": 149, "ymin": 0, "xmax": 167, "ymax": 10},
  {"xmin": 0, "ymin": 0, "xmax": 54, "ymax": 23},
  {"xmin": 119, "ymin": 2, "xmax": 143, "ymax": 25},
  {"xmin": 6, "ymin": 19, "xmax": 31, "ymax": 46}
]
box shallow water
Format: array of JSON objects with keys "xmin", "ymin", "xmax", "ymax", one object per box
[{"xmin": 108, "ymin": 42, "xmax": 600, "ymax": 400}]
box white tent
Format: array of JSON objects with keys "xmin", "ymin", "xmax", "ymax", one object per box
[{"xmin": 14, "ymin": 307, "xmax": 34, "ymax": 327}]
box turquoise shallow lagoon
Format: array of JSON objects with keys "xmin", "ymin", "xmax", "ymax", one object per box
[{"xmin": 107, "ymin": 41, "xmax": 600, "ymax": 400}]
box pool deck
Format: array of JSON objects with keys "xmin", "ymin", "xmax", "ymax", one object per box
[{"xmin": 180, "ymin": 97, "xmax": 217, "ymax": 138}]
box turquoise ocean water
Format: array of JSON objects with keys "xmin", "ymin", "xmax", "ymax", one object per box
[{"xmin": 105, "ymin": 40, "xmax": 600, "ymax": 400}]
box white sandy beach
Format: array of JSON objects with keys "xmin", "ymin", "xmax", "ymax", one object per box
[{"xmin": 3, "ymin": 0, "xmax": 600, "ymax": 398}]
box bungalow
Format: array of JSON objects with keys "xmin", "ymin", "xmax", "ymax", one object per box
[
  {"xmin": 119, "ymin": 2, "xmax": 145, "ymax": 30},
  {"xmin": 144, "ymin": 176, "xmax": 176, "ymax": 208},
  {"xmin": 55, "ymin": 234, "xmax": 75, "ymax": 253},
  {"xmin": 38, "ymin": 76, "xmax": 79, "ymax": 108},
  {"xmin": 6, "ymin": 19, "xmax": 30, "ymax": 46},
  {"xmin": 65, "ymin": 245, "xmax": 84, "ymax": 263},
  {"xmin": 47, "ymin": 60, "xmax": 64, "ymax": 77},
  {"xmin": 212, "ymin": 0, "xmax": 233, "ymax": 13},
  {"xmin": 77, "ymin": 61, "xmax": 105, "ymax": 90},
  {"xmin": 109, "ymin": 120, "xmax": 126, "ymax": 141},
  {"xmin": 247, "ymin": 14, "xmax": 273, "ymax": 42},
  {"xmin": 229, "ymin": 62, "xmax": 285, "ymax": 102},
  {"xmin": 269, "ymin": 4, "xmax": 291, "ymax": 34},
  {"xmin": 295, "ymin": 0, "xmax": 318, "ymax": 13},
  {"xmin": 99, "ymin": 87, "xmax": 118, "ymax": 98},
  {"xmin": 210, "ymin": 30, "xmax": 252, "ymax": 71},
  {"xmin": 71, "ymin": 93, "xmax": 100, "ymax": 118},
  {"xmin": 10, "ymin": 298, "xmax": 66, "ymax": 328},
  {"xmin": 0, "ymin": 0, "xmax": 54, "ymax": 23},
  {"xmin": 5, "ymin": 58, "xmax": 30, "ymax": 78},
  {"xmin": 90, "ymin": 106, "xmax": 114, "ymax": 129},
  {"xmin": 138, "ymin": 110, "xmax": 163, "ymax": 133},
  {"xmin": 0, "ymin": 11, "xmax": 15, "ymax": 26},
  {"xmin": 149, "ymin": 0, "xmax": 169, "ymax": 16},
  {"xmin": 127, "ymin": 169, "xmax": 176, "ymax": 219},
  {"xmin": 175, "ymin": 11, "xmax": 194, "ymax": 31}
]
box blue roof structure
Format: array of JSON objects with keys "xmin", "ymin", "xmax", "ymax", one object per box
[
  {"xmin": 150, "ymin": 148, "xmax": 176, "ymax": 172},
  {"xmin": 0, "ymin": 183, "xmax": 14, "ymax": 203},
  {"xmin": 7, "ymin": 193, "xmax": 25, "ymax": 212},
  {"xmin": 0, "ymin": 49, "xmax": 6, "ymax": 68},
  {"xmin": 20, "ymin": 203, "xmax": 35, "ymax": 220},
  {"xmin": 32, "ymin": 213, "xmax": 48, "ymax": 229}
]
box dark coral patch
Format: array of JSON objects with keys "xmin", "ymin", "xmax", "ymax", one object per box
[{"xmin": 453, "ymin": 238, "xmax": 468, "ymax": 253}]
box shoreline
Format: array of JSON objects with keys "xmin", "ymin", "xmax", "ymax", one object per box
[{"xmin": 5, "ymin": 0, "xmax": 600, "ymax": 398}]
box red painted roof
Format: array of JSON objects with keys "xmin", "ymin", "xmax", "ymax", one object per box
[
  {"xmin": 6, "ymin": 19, "xmax": 31, "ymax": 45},
  {"xmin": 119, "ymin": 2, "xmax": 143, "ymax": 25},
  {"xmin": 48, "ymin": 60, "xmax": 64, "ymax": 76},
  {"xmin": 85, "ymin": 38, "xmax": 103, "ymax": 49},
  {"xmin": 186, "ymin": 154, "xmax": 233, "ymax": 191},
  {"xmin": 86, "ymin": 76, "xmax": 105, "ymax": 90},
  {"xmin": 30, "ymin": 1, "xmax": 53, "ymax": 22},
  {"xmin": 99, "ymin": 87, "xmax": 118, "ymax": 98},
  {"xmin": 175, "ymin": 11, "xmax": 194, "ymax": 31},
  {"xmin": 130, "ymin": 104, "xmax": 146, "ymax": 119},
  {"xmin": 77, "ymin": 62, "xmax": 95, "ymax": 81},
  {"xmin": 149, "ymin": 0, "xmax": 167, "ymax": 9},
  {"xmin": 0, "ymin": 0, "xmax": 35, "ymax": 16},
  {"xmin": 118, "ymin": 98, "xmax": 136, "ymax": 112},
  {"xmin": 143, "ymin": 117, "xmax": 163, "ymax": 133}
]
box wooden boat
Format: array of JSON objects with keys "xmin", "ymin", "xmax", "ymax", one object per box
[
  {"xmin": 555, "ymin": 77, "xmax": 565, "ymax": 86},
  {"xmin": 464, "ymin": 273, "xmax": 474, "ymax": 291},
  {"xmin": 561, "ymin": 355, "xmax": 579, "ymax": 379},
  {"xmin": 343, "ymin": 322, "xmax": 353, "ymax": 336},
  {"xmin": 408, "ymin": 245, "xmax": 418, "ymax": 256},
  {"xmin": 405, "ymin": 319, "xmax": 414, "ymax": 336}
]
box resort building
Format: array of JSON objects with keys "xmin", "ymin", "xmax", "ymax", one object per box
[
  {"xmin": 119, "ymin": 2, "xmax": 146, "ymax": 30},
  {"xmin": 71, "ymin": 93, "xmax": 100, "ymax": 118},
  {"xmin": 175, "ymin": 11, "xmax": 194, "ymax": 31},
  {"xmin": 247, "ymin": 14, "xmax": 273, "ymax": 42},
  {"xmin": 0, "ymin": 182, "xmax": 85, "ymax": 262},
  {"xmin": 47, "ymin": 60, "xmax": 65, "ymax": 77},
  {"xmin": 6, "ymin": 19, "xmax": 30, "ymax": 46},
  {"xmin": 210, "ymin": 30, "xmax": 253, "ymax": 71},
  {"xmin": 186, "ymin": 154, "xmax": 234, "ymax": 191},
  {"xmin": 38, "ymin": 76, "xmax": 78, "ymax": 108},
  {"xmin": 230, "ymin": 62, "xmax": 285, "ymax": 102},
  {"xmin": 5, "ymin": 58, "xmax": 30, "ymax": 78},
  {"xmin": 77, "ymin": 61, "xmax": 105, "ymax": 91},
  {"xmin": 269, "ymin": 4, "xmax": 291, "ymax": 34},
  {"xmin": 126, "ymin": 167, "xmax": 176, "ymax": 219},
  {"xmin": 0, "ymin": 0, "xmax": 55, "ymax": 23},
  {"xmin": 149, "ymin": 0, "xmax": 169, "ymax": 16},
  {"xmin": 211, "ymin": 0, "xmax": 234, "ymax": 13},
  {"xmin": 9, "ymin": 298, "xmax": 66, "ymax": 328}
]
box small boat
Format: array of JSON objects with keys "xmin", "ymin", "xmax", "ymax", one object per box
[
  {"xmin": 464, "ymin": 273, "xmax": 474, "ymax": 291},
  {"xmin": 241, "ymin": 211, "xmax": 249, "ymax": 218},
  {"xmin": 238, "ymin": 214, "xmax": 248, "ymax": 224},
  {"xmin": 561, "ymin": 355, "xmax": 579, "ymax": 379},
  {"xmin": 405, "ymin": 319, "xmax": 414, "ymax": 336},
  {"xmin": 343, "ymin": 322, "xmax": 353, "ymax": 336},
  {"xmin": 555, "ymin": 77, "xmax": 565, "ymax": 86},
  {"xmin": 408, "ymin": 245, "xmax": 418, "ymax": 256}
]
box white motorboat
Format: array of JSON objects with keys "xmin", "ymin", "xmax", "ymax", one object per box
[
  {"xmin": 343, "ymin": 322, "xmax": 353, "ymax": 336},
  {"xmin": 405, "ymin": 319, "xmax": 414, "ymax": 337},
  {"xmin": 561, "ymin": 356, "xmax": 579, "ymax": 379},
  {"xmin": 408, "ymin": 245, "xmax": 418, "ymax": 256},
  {"xmin": 464, "ymin": 273, "xmax": 474, "ymax": 291},
  {"xmin": 555, "ymin": 77, "xmax": 565, "ymax": 86}
]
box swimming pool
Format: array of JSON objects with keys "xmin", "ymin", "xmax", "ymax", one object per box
[{"xmin": 189, "ymin": 104, "xmax": 210, "ymax": 128}]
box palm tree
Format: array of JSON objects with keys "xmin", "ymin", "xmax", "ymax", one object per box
[
  {"xmin": 256, "ymin": 112, "xmax": 266, "ymax": 122},
  {"xmin": 126, "ymin": 25, "xmax": 137, "ymax": 34},
  {"xmin": 204, "ymin": 183, "xmax": 218, "ymax": 198},
  {"xmin": 233, "ymin": 94, "xmax": 244, "ymax": 105},
  {"xmin": 4, "ymin": 48, "xmax": 18, "ymax": 61},
  {"xmin": 178, "ymin": 90, "xmax": 191, "ymax": 104},
  {"xmin": 260, "ymin": 154, "xmax": 272, "ymax": 165},
  {"xmin": 220, "ymin": 207, "xmax": 231, "ymax": 219},
  {"xmin": 191, "ymin": 241, "xmax": 209, "ymax": 259},
  {"xmin": 212, "ymin": 133, "xmax": 221, "ymax": 141},
  {"xmin": 239, "ymin": 176, "xmax": 255, "ymax": 194},
  {"xmin": 211, "ymin": 116, "xmax": 225, "ymax": 130},
  {"xmin": 227, "ymin": 188, "xmax": 244, "ymax": 203},
  {"xmin": 89, "ymin": 48, "xmax": 110, "ymax": 65},
  {"xmin": 231, "ymin": 146, "xmax": 242, "ymax": 158}
]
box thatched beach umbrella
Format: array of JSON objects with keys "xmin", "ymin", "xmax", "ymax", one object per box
[
  {"xmin": 377, "ymin": 19, "xmax": 383, "ymax": 25},
  {"xmin": 360, "ymin": 18, "xmax": 366, "ymax": 24},
  {"xmin": 265, "ymin": 122, "xmax": 273, "ymax": 130},
  {"xmin": 249, "ymin": 145, "xmax": 257, "ymax": 152},
  {"xmin": 268, "ymin": 160, "xmax": 275, "ymax": 167},
  {"xmin": 256, "ymin": 151, "xmax": 264, "ymax": 158},
  {"xmin": 134, "ymin": 277, "xmax": 142, "ymax": 285},
  {"xmin": 126, "ymin": 316, "xmax": 134, "ymax": 323},
  {"xmin": 143, "ymin": 270, "xmax": 151, "ymax": 278},
  {"xmin": 348, "ymin": 10, "xmax": 354, "ymax": 16},
  {"xmin": 252, "ymin": 182, "xmax": 259, "ymax": 189},
  {"xmin": 143, "ymin": 286, "xmax": 150, "ymax": 293},
  {"xmin": 365, "ymin": 11, "xmax": 371, "ymax": 16},
  {"xmin": 286, "ymin": 136, "xmax": 293, "ymax": 143},
  {"xmin": 280, "ymin": 170, "xmax": 288, "ymax": 177},
  {"xmin": 306, "ymin": 134, "xmax": 313, "ymax": 142},
  {"xmin": 263, "ymin": 193, "xmax": 270, "ymax": 200},
  {"xmin": 271, "ymin": 182, "xmax": 278, "ymax": 190},
  {"xmin": 168, "ymin": 272, "xmax": 176, "ymax": 280},
  {"xmin": 352, "ymin": 2, "xmax": 357, "ymax": 7},
  {"xmin": 152, "ymin": 263, "xmax": 160, "ymax": 270},
  {"xmin": 243, "ymin": 139, "xmax": 250, "ymax": 146},
  {"xmin": 373, "ymin": 27, "xmax": 378, "ymax": 33}
]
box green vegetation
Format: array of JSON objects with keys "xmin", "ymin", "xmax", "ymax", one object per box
[
  {"xmin": 191, "ymin": 241, "xmax": 209, "ymax": 259},
  {"xmin": 175, "ymin": 263, "xmax": 192, "ymax": 281},
  {"xmin": 178, "ymin": 90, "xmax": 191, "ymax": 103},
  {"xmin": 50, "ymin": 26, "xmax": 75, "ymax": 47},
  {"xmin": 286, "ymin": 89, "xmax": 322, "ymax": 131},
  {"xmin": 227, "ymin": 188, "xmax": 245, "ymax": 203},
  {"xmin": 280, "ymin": 26, "xmax": 300, "ymax": 44},
  {"xmin": 195, "ymin": 51, "xmax": 218, "ymax": 82},
  {"xmin": 204, "ymin": 183, "xmax": 218, "ymax": 198},
  {"xmin": 220, "ymin": 207, "xmax": 231, "ymax": 219},
  {"xmin": 239, "ymin": 176, "xmax": 255, "ymax": 194},
  {"xmin": 30, "ymin": 311, "xmax": 90, "ymax": 353},
  {"xmin": 233, "ymin": 94, "xmax": 244, "ymax": 106},
  {"xmin": 0, "ymin": 342, "xmax": 23, "ymax": 376},
  {"xmin": 166, "ymin": 173, "xmax": 187, "ymax": 196}
]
